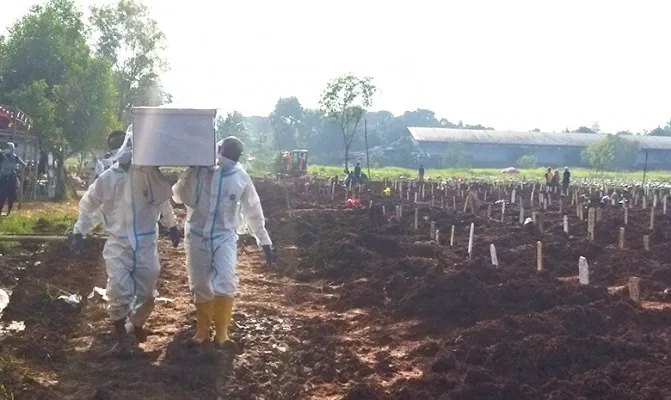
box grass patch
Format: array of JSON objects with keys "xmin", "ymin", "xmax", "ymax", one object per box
[
  {"xmin": 0, "ymin": 210, "xmax": 77, "ymax": 235},
  {"xmin": 308, "ymin": 165, "xmax": 671, "ymax": 183}
]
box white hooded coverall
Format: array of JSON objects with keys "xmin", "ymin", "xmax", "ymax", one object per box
[
  {"xmin": 172, "ymin": 163, "xmax": 271, "ymax": 303},
  {"xmin": 74, "ymin": 165, "xmax": 177, "ymax": 324}
]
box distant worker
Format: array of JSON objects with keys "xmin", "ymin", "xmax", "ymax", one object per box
[
  {"xmin": 70, "ymin": 130, "xmax": 181, "ymax": 357},
  {"xmin": 562, "ymin": 167, "xmax": 571, "ymax": 194},
  {"xmin": 0, "ymin": 142, "xmax": 26, "ymax": 216},
  {"xmin": 172, "ymin": 136, "xmax": 272, "ymax": 349},
  {"xmin": 552, "ymin": 169, "xmax": 560, "ymax": 190},
  {"xmin": 544, "ymin": 167, "xmax": 553, "ymax": 191},
  {"xmin": 354, "ymin": 162, "xmax": 362, "ymax": 185},
  {"xmin": 87, "ymin": 155, "xmax": 104, "ymax": 187},
  {"xmin": 418, "ymin": 164, "xmax": 425, "ymax": 182}
]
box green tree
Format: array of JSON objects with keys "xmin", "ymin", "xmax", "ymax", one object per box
[
  {"xmin": 575, "ymin": 126, "xmax": 596, "ymax": 134},
  {"xmin": 516, "ymin": 154, "xmax": 537, "ymax": 169},
  {"xmin": 89, "ymin": 0, "xmax": 170, "ymax": 125},
  {"xmin": 216, "ymin": 111, "xmax": 248, "ymax": 143},
  {"xmin": 268, "ymin": 97, "xmax": 304, "ymax": 150},
  {"xmin": 0, "ymin": 0, "xmax": 117, "ymax": 158},
  {"xmin": 582, "ymin": 135, "xmax": 639, "ymax": 171},
  {"xmin": 0, "ymin": 0, "xmax": 117, "ymax": 198},
  {"xmin": 318, "ymin": 74, "xmax": 376, "ymax": 171}
]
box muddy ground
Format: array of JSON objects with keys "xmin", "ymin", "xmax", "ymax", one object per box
[{"xmin": 1, "ymin": 179, "xmax": 671, "ymax": 399}]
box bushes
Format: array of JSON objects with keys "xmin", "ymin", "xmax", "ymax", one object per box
[
  {"xmin": 582, "ymin": 135, "xmax": 639, "ymax": 171},
  {"xmin": 516, "ymin": 154, "xmax": 537, "ymax": 169}
]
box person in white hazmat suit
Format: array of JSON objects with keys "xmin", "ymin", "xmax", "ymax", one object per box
[
  {"xmin": 70, "ymin": 131, "xmax": 181, "ymax": 357},
  {"xmin": 172, "ymin": 136, "xmax": 272, "ymax": 349}
]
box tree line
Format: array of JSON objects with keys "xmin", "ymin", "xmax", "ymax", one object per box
[
  {"xmin": 2, "ymin": 0, "xmax": 669, "ymax": 175},
  {"xmin": 0, "ymin": 0, "xmax": 169, "ymax": 165}
]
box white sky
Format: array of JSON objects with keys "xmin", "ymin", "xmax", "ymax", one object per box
[{"xmin": 2, "ymin": 0, "xmax": 670, "ymax": 133}]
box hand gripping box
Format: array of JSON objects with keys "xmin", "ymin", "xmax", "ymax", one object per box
[{"xmin": 131, "ymin": 107, "xmax": 217, "ymax": 166}]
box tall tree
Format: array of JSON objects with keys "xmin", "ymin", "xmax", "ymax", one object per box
[
  {"xmin": 318, "ymin": 74, "xmax": 376, "ymax": 171},
  {"xmin": 216, "ymin": 111, "xmax": 248, "ymax": 143},
  {"xmin": 0, "ymin": 0, "xmax": 117, "ymax": 197},
  {"xmin": 269, "ymin": 97, "xmax": 304, "ymax": 150},
  {"xmin": 89, "ymin": 0, "xmax": 170, "ymax": 125},
  {"xmin": 0, "ymin": 0, "xmax": 116, "ymax": 155}
]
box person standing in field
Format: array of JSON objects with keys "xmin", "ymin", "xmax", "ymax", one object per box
[
  {"xmin": 0, "ymin": 142, "xmax": 26, "ymax": 216},
  {"xmin": 354, "ymin": 162, "xmax": 362, "ymax": 185},
  {"xmin": 172, "ymin": 136, "xmax": 272, "ymax": 349},
  {"xmin": 418, "ymin": 163, "xmax": 425, "ymax": 182},
  {"xmin": 562, "ymin": 167, "xmax": 571, "ymax": 194},
  {"xmin": 544, "ymin": 167, "xmax": 553, "ymax": 192}
]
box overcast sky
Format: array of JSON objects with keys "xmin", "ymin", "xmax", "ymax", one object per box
[{"xmin": 2, "ymin": 0, "xmax": 670, "ymax": 133}]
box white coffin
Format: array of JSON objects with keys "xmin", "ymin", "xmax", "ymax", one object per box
[{"xmin": 131, "ymin": 107, "xmax": 217, "ymax": 166}]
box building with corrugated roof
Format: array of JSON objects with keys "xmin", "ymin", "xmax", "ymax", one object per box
[{"xmin": 407, "ymin": 127, "xmax": 671, "ymax": 169}]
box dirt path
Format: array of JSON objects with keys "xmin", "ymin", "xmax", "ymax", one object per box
[{"xmin": 1, "ymin": 234, "xmax": 398, "ymax": 399}]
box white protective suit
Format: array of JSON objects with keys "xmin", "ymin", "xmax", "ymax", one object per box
[
  {"xmin": 172, "ymin": 163, "xmax": 271, "ymax": 303},
  {"xmin": 74, "ymin": 165, "xmax": 177, "ymax": 324}
]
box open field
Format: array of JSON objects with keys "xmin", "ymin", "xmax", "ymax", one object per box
[
  {"xmin": 0, "ymin": 178, "xmax": 671, "ymax": 398},
  {"xmin": 308, "ymin": 165, "xmax": 671, "ymax": 183}
]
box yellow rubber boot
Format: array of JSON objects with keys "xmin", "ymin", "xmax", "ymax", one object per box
[
  {"xmin": 192, "ymin": 301, "xmax": 213, "ymax": 344},
  {"xmin": 213, "ymin": 295, "xmax": 235, "ymax": 349}
]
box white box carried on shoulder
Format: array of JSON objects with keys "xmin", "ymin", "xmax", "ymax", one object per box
[{"xmin": 131, "ymin": 107, "xmax": 217, "ymax": 166}]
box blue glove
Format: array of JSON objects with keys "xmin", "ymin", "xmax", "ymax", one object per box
[
  {"xmin": 263, "ymin": 245, "xmax": 273, "ymax": 266},
  {"xmin": 169, "ymin": 226, "xmax": 181, "ymax": 248},
  {"xmin": 70, "ymin": 234, "xmax": 84, "ymax": 256}
]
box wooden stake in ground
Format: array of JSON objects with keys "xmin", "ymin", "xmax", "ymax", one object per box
[
  {"xmin": 596, "ymin": 207, "xmax": 603, "ymax": 223},
  {"xmin": 588, "ymin": 208, "xmax": 595, "ymax": 242},
  {"xmin": 382, "ymin": 206, "xmax": 386, "ymax": 216},
  {"xmin": 501, "ymin": 201, "xmax": 506, "ymax": 222},
  {"xmin": 644, "ymin": 234, "xmax": 650, "ymax": 251},
  {"xmin": 435, "ymin": 230, "xmax": 440, "ymax": 244},
  {"xmin": 532, "ymin": 211, "xmax": 537, "ymax": 224},
  {"xmin": 650, "ymin": 206, "xmax": 655, "ymax": 230},
  {"xmin": 578, "ymin": 257, "xmax": 589, "ymax": 285},
  {"xmin": 564, "ymin": 215, "xmax": 569, "ymax": 234},
  {"xmin": 452, "ymin": 196, "xmax": 456, "ymax": 211},
  {"xmin": 490, "ymin": 244, "xmax": 498, "ymax": 267},
  {"xmin": 430, "ymin": 221, "xmax": 436, "ymax": 239},
  {"xmin": 559, "ymin": 198, "xmax": 563, "ymax": 214},
  {"xmin": 463, "ymin": 195, "xmax": 470, "ymax": 213},
  {"xmin": 618, "ymin": 227, "xmax": 625, "ymax": 249},
  {"xmin": 519, "ymin": 204, "xmax": 524, "ymax": 224},
  {"xmin": 399, "ymin": 205, "xmax": 403, "ymax": 218},
  {"xmin": 468, "ymin": 223, "xmax": 475, "ymax": 259},
  {"xmin": 450, "ymin": 225, "xmax": 455, "ymax": 247},
  {"xmin": 536, "ymin": 241, "xmax": 543, "ymax": 272},
  {"xmin": 511, "ymin": 189, "xmax": 516, "ymax": 204},
  {"xmin": 487, "ymin": 204, "xmax": 492, "ymax": 219},
  {"xmin": 624, "ymin": 206, "xmax": 629, "ymax": 225},
  {"xmin": 628, "ymin": 277, "xmax": 641, "ymax": 304},
  {"xmin": 414, "ymin": 192, "xmax": 418, "ymax": 203},
  {"xmin": 664, "ymin": 196, "xmax": 668, "ymax": 215},
  {"xmin": 414, "ymin": 208, "xmax": 419, "ymax": 230}
]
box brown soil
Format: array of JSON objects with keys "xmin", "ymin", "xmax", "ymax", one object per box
[{"xmin": 1, "ymin": 180, "xmax": 670, "ymax": 399}]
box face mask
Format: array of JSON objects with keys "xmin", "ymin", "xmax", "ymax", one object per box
[{"xmin": 218, "ymin": 155, "xmax": 237, "ymax": 171}]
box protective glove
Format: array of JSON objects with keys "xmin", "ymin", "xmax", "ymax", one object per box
[
  {"xmin": 263, "ymin": 245, "xmax": 273, "ymax": 266},
  {"xmin": 169, "ymin": 226, "xmax": 181, "ymax": 248},
  {"xmin": 70, "ymin": 233, "xmax": 84, "ymax": 256}
]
